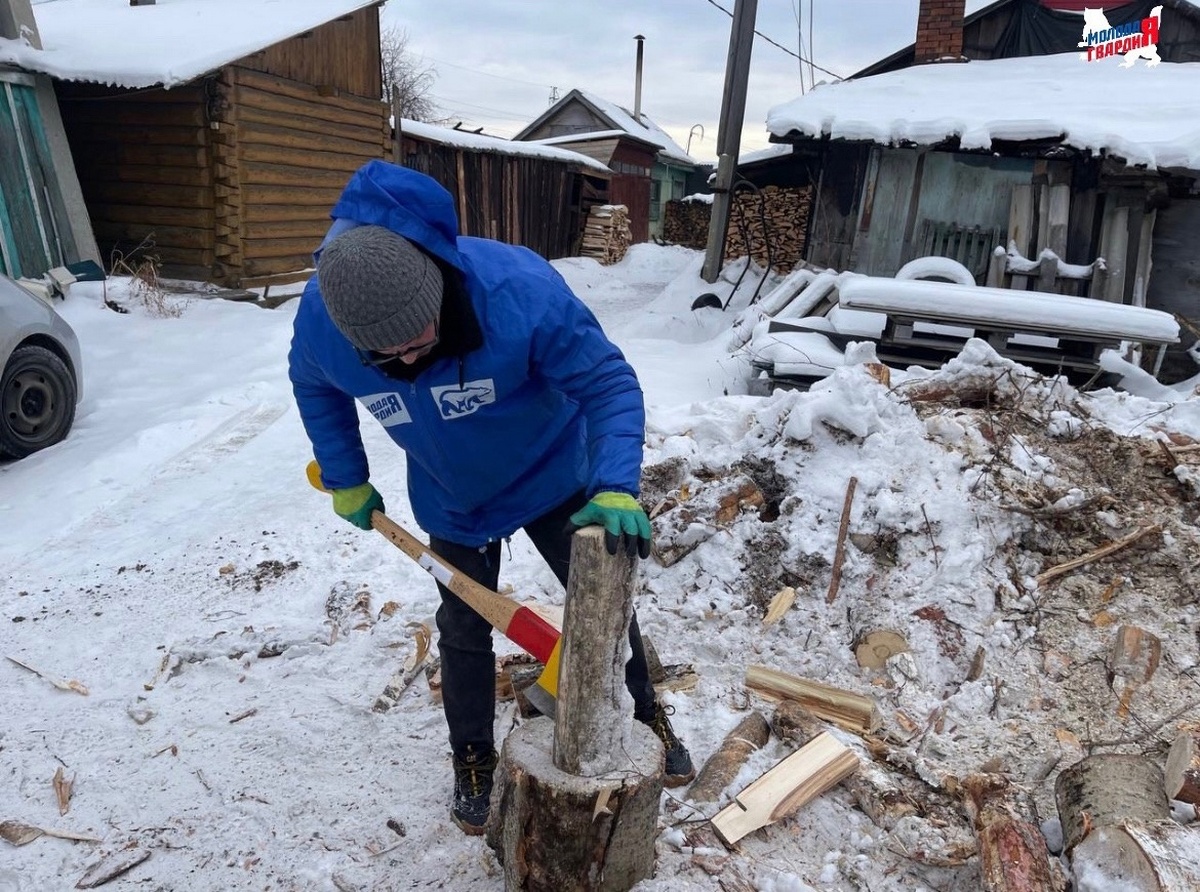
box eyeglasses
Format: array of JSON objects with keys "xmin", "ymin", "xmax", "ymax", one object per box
[{"xmin": 358, "ymin": 320, "xmax": 439, "ymax": 366}]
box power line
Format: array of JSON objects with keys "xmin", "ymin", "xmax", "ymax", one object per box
[
  {"xmin": 421, "ymin": 55, "xmax": 558, "ymax": 91},
  {"xmin": 702, "ymin": 0, "xmax": 841, "ymax": 80}
]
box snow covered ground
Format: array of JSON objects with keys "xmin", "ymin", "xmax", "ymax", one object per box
[{"xmin": 3, "ymin": 245, "xmax": 1199, "ymax": 891}]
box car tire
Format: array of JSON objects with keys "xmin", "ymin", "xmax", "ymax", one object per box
[{"xmin": 0, "ymin": 344, "xmax": 77, "ymax": 459}]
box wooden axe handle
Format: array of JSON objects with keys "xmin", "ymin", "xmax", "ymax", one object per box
[{"xmin": 369, "ymin": 511, "xmax": 560, "ymax": 663}]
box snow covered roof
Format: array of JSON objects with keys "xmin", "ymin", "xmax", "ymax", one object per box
[
  {"xmin": 400, "ymin": 119, "xmax": 611, "ymax": 175},
  {"xmin": 0, "ymin": 0, "xmax": 378, "ymax": 89},
  {"xmin": 517, "ymin": 88, "xmax": 696, "ymax": 167},
  {"xmin": 574, "ymin": 89, "xmax": 695, "ymax": 166},
  {"xmin": 767, "ymin": 53, "xmax": 1200, "ymax": 171}
]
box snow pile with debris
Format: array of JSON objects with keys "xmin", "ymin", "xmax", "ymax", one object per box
[{"xmin": 2, "ymin": 245, "xmax": 1199, "ymax": 890}]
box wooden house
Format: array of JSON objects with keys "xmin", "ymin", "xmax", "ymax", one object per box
[
  {"xmin": 393, "ymin": 119, "xmax": 612, "ymax": 261},
  {"xmin": 513, "ymin": 89, "xmax": 696, "ymax": 244},
  {"xmin": 747, "ymin": 0, "xmax": 1200, "ymax": 380},
  {"xmin": 0, "ymin": 0, "xmax": 99, "ymax": 279},
  {"xmin": 3, "ymin": 0, "xmax": 389, "ymax": 288}
]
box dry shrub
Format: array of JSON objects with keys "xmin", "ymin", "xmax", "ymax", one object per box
[{"xmin": 108, "ymin": 238, "xmax": 183, "ymax": 318}]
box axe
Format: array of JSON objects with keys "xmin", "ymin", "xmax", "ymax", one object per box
[{"xmin": 306, "ymin": 461, "xmax": 561, "ymax": 716}]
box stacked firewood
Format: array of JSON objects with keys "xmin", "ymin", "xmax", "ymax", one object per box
[
  {"xmin": 579, "ymin": 204, "xmax": 632, "ymax": 265},
  {"xmin": 663, "ymin": 198, "xmax": 712, "ymax": 249},
  {"xmin": 724, "ymin": 184, "xmax": 812, "ymax": 274}
]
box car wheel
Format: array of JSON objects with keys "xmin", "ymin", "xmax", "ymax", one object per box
[{"xmin": 0, "ymin": 344, "xmax": 77, "ymax": 459}]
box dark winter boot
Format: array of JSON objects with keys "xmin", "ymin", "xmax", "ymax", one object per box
[
  {"xmin": 451, "ymin": 746, "xmax": 498, "ymax": 835},
  {"xmin": 643, "ymin": 703, "xmax": 696, "ymax": 787}
]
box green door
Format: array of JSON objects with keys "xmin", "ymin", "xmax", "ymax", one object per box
[{"xmin": 0, "ymin": 76, "xmax": 76, "ymax": 278}]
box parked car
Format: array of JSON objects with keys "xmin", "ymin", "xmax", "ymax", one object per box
[{"xmin": 0, "ymin": 273, "xmax": 83, "ymax": 458}]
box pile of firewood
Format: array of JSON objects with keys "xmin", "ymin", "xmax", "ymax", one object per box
[
  {"xmin": 662, "ymin": 197, "xmax": 712, "ymax": 249},
  {"xmin": 723, "ymin": 185, "xmax": 811, "ymax": 274},
  {"xmin": 579, "ymin": 204, "xmax": 632, "ymax": 265}
]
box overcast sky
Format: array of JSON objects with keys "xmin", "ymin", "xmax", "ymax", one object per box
[{"xmin": 381, "ymin": 0, "xmax": 997, "ymax": 163}]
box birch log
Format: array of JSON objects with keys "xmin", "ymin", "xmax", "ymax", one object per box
[
  {"xmin": 1055, "ymin": 755, "xmax": 1170, "ymax": 854},
  {"xmin": 1165, "ymin": 731, "xmax": 1200, "ymax": 806},
  {"xmin": 688, "ymin": 711, "xmax": 770, "ymax": 804},
  {"xmin": 1070, "ymin": 821, "xmax": 1200, "ymax": 892}
]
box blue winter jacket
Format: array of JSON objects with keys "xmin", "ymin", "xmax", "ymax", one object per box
[{"xmin": 288, "ymin": 160, "xmax": 646, "ymax": 546}]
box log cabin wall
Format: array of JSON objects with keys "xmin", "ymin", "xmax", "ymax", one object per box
[
  {"xmin": 234, "ymin": 7, "xmax": 382, "ymax": 98},
  {"xmin": 55, "ymin": 6, "xmax": 387, "ymax": 287},
  {"xmin": 399, "ymin": 135, "xmax": 604, "ymax": 261},
  {"xmin": 55, "ymin": 80, "xmax": 217, "ymax": 279},
  {"xmin": 214, "ymin": 65, "xmax": 388, "ymax": 285}
]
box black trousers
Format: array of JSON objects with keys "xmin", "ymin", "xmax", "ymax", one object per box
[{"xmin": 429, "ymin": 491, "xmax": 657, "ymax": 758}]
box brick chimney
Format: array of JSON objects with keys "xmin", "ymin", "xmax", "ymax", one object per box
[{"xmin": 915, "ymin": 0, "xmax": 965, "ymax": 63}]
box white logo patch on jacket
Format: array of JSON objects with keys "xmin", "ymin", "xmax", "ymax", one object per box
[
  {"xmin": 432, "ymin": 379, "xmax": 496, "ymax": 419},
  {"xmin": 360, "ymin": 392, "xmax": 413, "ymax": 427}
]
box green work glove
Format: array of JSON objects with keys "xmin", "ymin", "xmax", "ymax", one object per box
[
  {"xmin": 331, "ymin": 482, "xmax": 384, "ymax": 531},
  {"xmin": 569, "ymin": 492, "xmax": 652, "ymax": 559}
]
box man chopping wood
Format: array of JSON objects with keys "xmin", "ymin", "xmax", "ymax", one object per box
[{"xmin": 288, "ymin": 160, "xmax": 694, "ymax": 834}]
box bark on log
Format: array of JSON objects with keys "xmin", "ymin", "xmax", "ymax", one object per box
[
  {"xmin": 688, "ymin": 711, "xmax": 771, "ymax": 804},
  {"xmin": 961, "ymin": 774, "xmax": 1067, "ymax": 892},
  {"xmin": 553, "ymin": 526, "xmax": 637, "ymax": 777},
  {"xmin": 1165, "ymin": 731, "xmax": 1200, "ymax": 806},
  {"xmin": 1055, "ymin": 755, "xmax": 1170, "ymax": 854},
  {"xmin": 488, "ymin": 717, "xmax": 663, "ymax": 892},
  {"xmin": 1070, "ymin": 820, "xmax": 1200, "ymax": 892}
]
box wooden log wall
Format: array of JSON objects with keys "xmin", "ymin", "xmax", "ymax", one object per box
[
  {"xmin": 662, "ymin": 187, "xmax": 813, "ymax": 273},
  {"xmin": 399, "ymin": 136, "xmax": 594, "ymax": 261},
  {"xmin": 56, "ymin": 81, "xmax": 216, "ymax": 279},
  {"xmin": 235, "ymin": 7, "xmax": 382, "ymax": 100},
  {"xmin": 218, "ymin": 66, "xmax": 389, "ymax": 285}
]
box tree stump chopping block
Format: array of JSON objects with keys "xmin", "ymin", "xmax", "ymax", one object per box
[{"xmin": 487, "ymin": 716, "xmax": 664, "ymax": 892}]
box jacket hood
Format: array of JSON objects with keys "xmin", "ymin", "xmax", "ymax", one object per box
[{"xmin": 320, "ymin": 161, "xmax": 466, "ymax": 273}]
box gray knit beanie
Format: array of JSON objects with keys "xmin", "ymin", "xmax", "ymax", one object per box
[{"xmin": 317, "ymin": 225, "xmax": 443, "ymax": 351}]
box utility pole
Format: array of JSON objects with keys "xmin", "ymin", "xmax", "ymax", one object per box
[{"xmin": 702, "ymin": 0, "xmax": 757, "ymax": 283}]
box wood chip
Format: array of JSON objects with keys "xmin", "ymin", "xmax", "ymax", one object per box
[
  {"xmin": 762, "ymin": 587, "xmax": 796, "ymax": 626},
  {"xmin": 53, "ymin": 767, "xmax": 73, "ymax": 816}
]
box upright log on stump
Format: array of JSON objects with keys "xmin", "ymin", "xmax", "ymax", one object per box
[{"xmin": 488, "ymin": 527, "xmax": 664, "ymax": 891}]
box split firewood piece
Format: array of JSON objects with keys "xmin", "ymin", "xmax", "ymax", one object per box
[
  {"xmin": 853, "ymin": 630, "xmax": 909, "ymax": 670},
  {"xmin": 1069, "ymin": 820, "xmax": 1200, "ymax": 892},
  {"xmin": 688, "ymin": 711, "xmax": 771, "ymax": 804},
  {"xmin": 372, "ymin": 622, "xmax": 432, "ymax": 713},
  {"xmin": 75, "ymin": 846, "xmax": 152, "ymax": 888},
  {"xmin": 826, "ymin": 476, "xmax": 858, "ymax": 604},
  {"xmin": 0, "ymin": 820, "xmax": 101, "ymax": 846},
  {"xmin": 745, "ymin": 665, "xmax": 882, "ymax": 735},
  {"xmin": 1107, "ymin": 625, "xmax": 1161, "ymax": 722},
  {"xmin": 762, "ymin": 587, "xmax": 795, "ymax": 626},
  {"xmin": 772, "ymin": 700, "xmax": 917, "ymax": 830},
  {"xmin": 1165, "ymin": 731, "xmax": 1200, "ymax": 806},
  {"xmin": 710, "ymin": 731, "xmax": 858, "ymax": 846},
  {"xmin": 961, "ymin": 774, "xmax": 1067, "ymax": 892},
  {"xmin": 6, "ymin": 656, "xmax": 89, "ymax": 695},
  {"xmin": 53, "ymin": 767, "xmax": 74, "ymax": 816},
  {"xmin": 1055, "ymin": 754, "xmax": 1170, "ymax": 854},
  {"xmin": 1036, "ymin": 523, "xmax": 1162, "ymax": 586}
]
